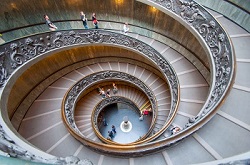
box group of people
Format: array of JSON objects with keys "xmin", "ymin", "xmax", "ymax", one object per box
[
  {"xmin": 98, "ymin": 83, "xmax": 118, "ymax": 99},
  {"xmin": 44, "ymin": 12, "xmax": 99, "ymax": 31},
  {"xmin": 107, "ymin": 125, "xmax": 116, "ymax": 140},
  {"xmin": 80, "ymin": 12, "xmax": 99, "ymax": 29},
  {"xmin": 44, "ymin": 13, "xmax": 130, "ymax": 33},
  {"xmin": 102, "ymin": 117, "xmax": 116, "ymax": 140}
]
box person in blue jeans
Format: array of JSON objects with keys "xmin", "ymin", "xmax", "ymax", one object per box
[
  {"xmin": 80, "ymin": 11, "xmax": 88, "ymax": 29},
  {"xmin": 108, "ymin": 131, "xmax": 114, "ymax": 138},
  {"xmin": 112, "ymin": 125, "xmax": 116, "ymax": 134}
]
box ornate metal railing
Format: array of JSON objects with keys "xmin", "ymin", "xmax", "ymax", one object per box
[
  {"xmin": 92, "ymin": 96, "xmax": 149, "ymax": 143},
  {"xmin": 0, "ymin": 29, "xmax": 179, "ymax": 136},
  {"xmin": 0, "ymin": 19, "xmax": 209, "ymax": 80},
  {"xmin": 62, "ymin": 71, "xmax": 158, "ymax": 144},
  {"xmin": 0, "ymin": 0, "xmax": 235, "ymax": 159},
  {"xmin": 0, "ymin": 29, "xmax": 180, "ymax": 157},
  {"xmin": 138, "ymin": 0, "xmax": 235, "ymax": 136},
  {"xmin": 0, "ymin": 124, "xmax": 93, "ymax": 165}
]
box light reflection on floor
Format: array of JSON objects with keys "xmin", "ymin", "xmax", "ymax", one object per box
[{"xmin": 99, "ymin": 104, "xmax": 152, "ymax": 144}]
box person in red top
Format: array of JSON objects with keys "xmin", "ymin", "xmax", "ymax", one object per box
[
  {"xmin": 143, "ymin": 109, "xmax": 149, "ymax": 115},
  {"xmin": 143, "ymin": 108, "xmax": 152, "ymax": 116},
  {"xmin": 92, "ymin": 13, "xmax": 98, "ymax": 29}
]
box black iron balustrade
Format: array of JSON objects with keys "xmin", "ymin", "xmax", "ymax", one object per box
[
  {"xmin": 0, "ymin": 29, "xmax": 179, "ymax": 137},
  {"xmin": 0, "ymin": 0, "xmax": 236, "ymax": 158},
  {"xmin": 0, "ymin": 125, "xmax": 93, "ymax": 165},
  {"xmin": 63, "ymin": 71, "xmax": 158, "ymax": 143},
  {"xmin": 145, "ymin": 0, "xmax": 235, "ymax": 129}
]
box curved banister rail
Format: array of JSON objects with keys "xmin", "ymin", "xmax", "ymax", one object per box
[
  {"xmin": 138, "ymin": 0, "xmax": 235, "ymax": 138},
  {"xmin": 0, "ymin": 29, "xmax": 180, "ymax": 156},
  {"xmin": 0, "ymin": 19, "xmax": 210, "ymax": 83},
  {"xmin": 92, "ymin": 96, "xmax": 151, "ymax": 144},
  {"xmin": 0, "ymin": 29, "xmax": 180, "ymax": 133},
  {"xmin": 0, "ymin": 19, "xmax": 209, "ymax": 72},
  {"xmin": 61, "ymin": 0, "xmax": 235, "ymax": 155},
  {"xmin": 0, "ymin": 0, "xmax": 235, "ymax": 159},
  {"xmin": 62, "ymin": 71, "xmax": 158, "ymax": 145}
]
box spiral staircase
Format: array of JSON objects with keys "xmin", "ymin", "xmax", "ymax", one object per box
[{"xmin": 0, "ymin": 0, "xmax": 249, "ymax": 165}]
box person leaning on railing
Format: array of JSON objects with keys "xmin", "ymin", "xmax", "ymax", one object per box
[{"xmin": 44, "ymin": 14, "xmax": 58, "ymax": 31}]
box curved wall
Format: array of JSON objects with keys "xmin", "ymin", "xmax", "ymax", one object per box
[
  {"xmin": 0, "ymin": 0, "xmax": 239, "ymax": 164},
  {"xmin": 7, "ymin": 45, "xmax": 163, "ymax": 128},
  {"xmin": 0, "ymin": 0, "xmax": 209, "ymax": 69}
]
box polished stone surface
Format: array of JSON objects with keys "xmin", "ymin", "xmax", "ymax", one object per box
[
  {"xmin": 120, "ymin": 121, "xmax": 132, "ymax": 133},
  {"xmin": 99, "ymin": 103, "xmax": 152, "ymax": 144}
]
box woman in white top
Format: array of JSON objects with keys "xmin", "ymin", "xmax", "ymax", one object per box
[{"xmin": 123, "ymin": 22, "xmax": 129, "ymax": 34}]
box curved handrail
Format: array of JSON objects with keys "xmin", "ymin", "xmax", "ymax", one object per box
[
  {"xmin": 59, "ymin": 0, "xmax": 235, "ymax": 156},
  {"xmin": 62, "ymin": 71, "xmax": 158, "ymax": 145},
  {"xmin": 68, "ymin": 0, "xmax": 237, "ymax": 153},
  {"xmin": 195, "ymin": 0, "xmax": 250, "ymax": 32},
  {"xmin": 0, "ymin": 29, "xmax": 180, "ymax": 138},
  {"xmin": 0, "ymin": 19, "xmax": 209, "ymax": 72},
  {"xmin": 138, "ymin": 0, "xmax": 235, "ymax": 139},
  {"xmin": 0, "ymin": 29, "xmax": 180, "ymax": 156},
  {"xmin": 0, "ymin": 0, "xmax": 235, "ymax": 159},
  {"xmin": 92, "ymin": 96, "xmax": 150, "ymax": 144}
]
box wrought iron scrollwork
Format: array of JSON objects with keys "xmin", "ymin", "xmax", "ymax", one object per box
[
  {"xmin": 0, "ymin": 29, "xmax": 178, "ymax": 135},
  {"xmin": 0, "ymin": 0, "xmax": 235, "ymax": 158},
  {"xmin": 93, "ymin": 96, "xmax": 140, "ymax": 128},
  {"xmin": 63, "ymin": 71, "xmax": 157, "ymax": 136},
  {"xmin": 0, "ymin": 31, "xmax": 178, "ymax": 117},
  {"xmin": 152, "ymin": 0, "xmax": 234, "ymax": 126},
  {"xmin": 0, "ymin": 125, "xmax": 93, "ymax": 165}
]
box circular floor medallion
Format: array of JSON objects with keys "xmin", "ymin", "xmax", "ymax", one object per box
[{"xmin": 120, "ymin": 121, "xmax": 132, "ymax": 132}]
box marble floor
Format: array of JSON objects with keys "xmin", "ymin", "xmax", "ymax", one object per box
[{"xmin": 99, "ymin": 103, "xmax": 152, "ymax": 144}]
